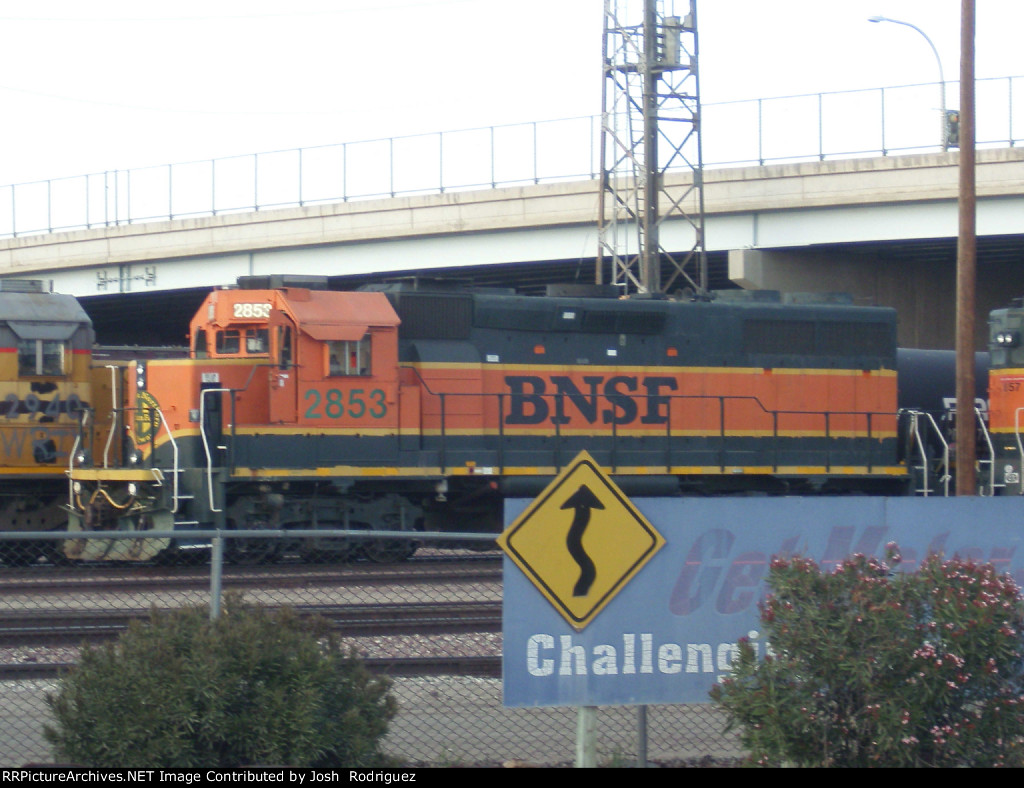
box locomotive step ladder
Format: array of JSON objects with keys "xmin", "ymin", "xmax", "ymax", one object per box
[
  {"xmin": 904, "ymin": 409, "xmax": 950, "ymax": 496},
  {"xmin": 975, "ymin": 407, "xmax": 999, "ymax": 496}
]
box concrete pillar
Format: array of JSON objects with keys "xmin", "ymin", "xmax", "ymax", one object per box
[{"xmin": 728, "ymin": 248, "xmax": 961, "ymax": 350}]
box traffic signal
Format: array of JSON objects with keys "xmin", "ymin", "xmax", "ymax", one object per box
[{"xmin": 945, "ymin": 109, "xmax": 960, "ymax": 149}]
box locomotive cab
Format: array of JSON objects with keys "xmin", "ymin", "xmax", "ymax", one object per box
[{"xmin": 67, "ymin": 275, "xmax": 408, "ymax": 563}]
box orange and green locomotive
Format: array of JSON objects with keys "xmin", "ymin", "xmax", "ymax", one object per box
[{"xmin": 65, "ymin": 275, "xmax": 916, "ymax": 563}]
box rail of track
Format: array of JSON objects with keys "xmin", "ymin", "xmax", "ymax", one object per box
[
  {"xmin": 0, "ymin": 600, "xmax": 504, "ymax": 682},
  {"xmin": 0, "ymin": 600, "xmax": 501, "ymax": 646},
  {"xmin": 0, "ymin": 655, "xmax": 503, "ymax": 681},
  {"xmin": 0, "ymin": 554, "xmax": 503, "ymax": 596}
]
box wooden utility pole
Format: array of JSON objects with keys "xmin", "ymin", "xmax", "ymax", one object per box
[{"xmin": 955, "ymin": 0, "xmax": 976, "ymax": 495}]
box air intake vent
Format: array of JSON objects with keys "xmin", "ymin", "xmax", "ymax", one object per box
[{"xmin": 389, "ymin": 293, "xmax": 473, "ymax": 339}]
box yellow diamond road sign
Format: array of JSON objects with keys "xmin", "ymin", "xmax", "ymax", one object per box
[{"xmin": 497, "ymin": 451, "xmax": 665, "ymax": 631}]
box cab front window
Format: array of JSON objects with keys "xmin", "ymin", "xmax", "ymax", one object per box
[
  {"xmin": 214, "ymin": 328, "xmax": 269, "ymax": 356},
  {"xmin": 216, "ymin": 330, "xmax": 240, "ymax": 354},
  {"xmin": 245, "ymin": 328, "xmax": 269, "ymax": 354},
  {"xmin": 18, "ymin": 339, "xmax": 66, "ymax": 376}
]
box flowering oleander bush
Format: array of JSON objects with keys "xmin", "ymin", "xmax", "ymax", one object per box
[
  {"xmin": 710, "ymin": 546, "xmax": 1024, "ymax": 767},
  {"xmin": 44, "ymin": 596, "xmax": 397, "ymax": 768}
]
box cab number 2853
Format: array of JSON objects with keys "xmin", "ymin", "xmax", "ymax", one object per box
[{"xmin": 304, "ymin": 388, "xmax": 387, "ymax": 419}]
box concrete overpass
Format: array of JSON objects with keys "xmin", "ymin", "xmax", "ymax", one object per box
[{"xmin": 1, "ymin": 147, "xmax": 1023, "ymax": 349}]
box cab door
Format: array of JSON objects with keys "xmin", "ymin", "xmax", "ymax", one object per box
[{"xmin": 268, "ymin": 312, "xmax": 298, "ymax": 424}]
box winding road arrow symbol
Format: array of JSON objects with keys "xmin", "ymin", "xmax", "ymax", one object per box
[{"xmin": 561, "ymin": 484, "xmax": 605, "ymax": 596}]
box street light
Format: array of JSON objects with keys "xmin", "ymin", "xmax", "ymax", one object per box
[{"xmin": 868, "ymin": 15, "xmax": 950, "ymax": 151}]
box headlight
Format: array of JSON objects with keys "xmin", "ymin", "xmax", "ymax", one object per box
[
  {"xmin": 127, "ymin": 482, "xmax": 138, "ymax": 496},
  {"xmin": 996, "ymin": 331, "xmax": 1020, "ymax": 347},
  {"xmin": 74, "ymin": 449, "xmax": 91, "ymax": 466}
]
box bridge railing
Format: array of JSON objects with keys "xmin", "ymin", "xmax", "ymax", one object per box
[{"xmin": 0, "ymin": 76, "xmax": 1021, "ymax": 240}]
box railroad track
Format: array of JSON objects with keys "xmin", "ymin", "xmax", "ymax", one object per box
[
  {"xmin": 0, "ymin": 600, "xmax": 502, "ymax": 647},
  {"xmin": 0, "ymin": 555, "xmax": 506, "ymax": 684},
  {"xmin": 0, "ymin": 557, "xmax": 502, "ymax": 596},
  {"xmin": 0, "ymin": 655, "xmax": 503, "ymax": 682}
]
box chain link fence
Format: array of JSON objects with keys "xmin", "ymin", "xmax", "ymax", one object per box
[{"xmin": 0, "ymin": 530, "xmax": 740, "ymax": 768}]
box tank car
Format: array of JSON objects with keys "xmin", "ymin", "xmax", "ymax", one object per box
[
  {"xmin": 65, "ymin": 275, "xmax": 912, "ymax": 563},
  {"xmin": 894, "ymin": 348, "xmax": 990, "ymax": 497},
  {"xmin": 0, "ymin": 279, "xmax": 96, "ymax": 564}
]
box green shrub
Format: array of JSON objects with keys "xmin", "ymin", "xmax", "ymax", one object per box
[
  {"xmin": 44, "ymin": 596, "xmax": 397, "ymax": 767},
  {"xmin": 710, "ymin": 547, "xmax": 1024, "ymax": 767}
]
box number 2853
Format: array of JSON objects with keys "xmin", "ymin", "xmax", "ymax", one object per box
[{"xmin": 304, "ymin": 388, "xmax": 387, "ymax": 419}]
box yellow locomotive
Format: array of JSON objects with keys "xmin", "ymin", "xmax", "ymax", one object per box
[{"xmin": 0, "ymin": 280, "xmax": 95, "ymax": 564}]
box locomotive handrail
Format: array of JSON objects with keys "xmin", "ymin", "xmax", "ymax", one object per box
[
  {"xmin": 1015, "ymin": 407, "xmax": 1024, "ymax": 496},
  {"xmin": 116, "ymin": 403, "xmax": 184, "ymax": 513},
  {"xmin": 152, "ymin": 404, "xmax": 181, "ymax": 513},
  {"xmin": 440, "ymin": 393, "xmax": 447, "ymax": 474},
  {"xmin": 102, "ymin": 366, "xmax": 119, "ymax": 469},
  {"xmin": 977, "ymin": 407, "xmax": 997, "ymax": 497},
  {"xmin": 901, "ymin": 409, "xmax": 950, "ymax": 497},
  {"xmin": 406, "ymin": 384, "xmax": 893, "ymax": 477},
  {"xmin": 399, "ymin": 364, "xmax": 445, "ymax": 471},
  {"xmin": 398, "ymin": 364, "xmax": 439, "ymax": 395},
  {"xmin": 67, "ymin": 408, "xmax": 90, "ymax": 506},
  {"xmin": 199, "ymin": 388, "xmax": 229, "ymax": 514}
]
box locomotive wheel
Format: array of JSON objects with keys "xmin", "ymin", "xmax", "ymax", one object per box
[
  {"xmin": 298, "ymin": 523, "xmax": 359, "ymax": 564},
  {"xmin": 299, "ymin": 540, "xmax": 358, "ymax": 564},
  {"xmin": 227, "ymin": 538, "xmax": 281, "ymax": 565},
  {"xmin": 0, "ymin": 540, "xmax": 43, "ymax": 566},
  {"xmin": 41, "ymin": 541, "xmax": 72, "ymax": 567},
  {"xmin": 361, "ymin": 537, "xmax": 417, "ymax": 564},
  {"xmin": 360, "ymin": 509, "xmax": 420, "ymax": 563},
  {"xmin": 225, "ymin": 520, "xmax": 281, "ymax": 566}
]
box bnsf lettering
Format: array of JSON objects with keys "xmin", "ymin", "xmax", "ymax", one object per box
[{"xmin": 504, "ymin": 375, "xmax": 678, "ymax": 426}]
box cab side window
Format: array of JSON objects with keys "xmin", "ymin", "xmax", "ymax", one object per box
[
  {"xmin": 328, "ymin": 335, "xmax": 371, "ymax": 376},
  {"xmin": 194, "ymin": 329, "xmax": 209, "ymax": 359},
  {"xmin": 277, "ymin": 326, "xmax": 293, "ymax": 367}
]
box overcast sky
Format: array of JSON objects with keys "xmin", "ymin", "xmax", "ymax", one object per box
[{"xmin": 0, "ymin": 0, "xmax": 1019, "ymax": 185}]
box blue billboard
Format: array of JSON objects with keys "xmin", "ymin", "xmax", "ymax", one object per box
[{"xmin": 502, "ymin": 496, "xmax": 1024, "ymax": 707}]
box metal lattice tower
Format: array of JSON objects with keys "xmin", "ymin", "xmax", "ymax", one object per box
[{"xmin": 598, "ymin": 0, "xmax": 706, "ymax": 296}]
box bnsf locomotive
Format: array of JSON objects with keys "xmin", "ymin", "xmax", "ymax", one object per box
[{"xmin": 0, "ymin": 274, "xmax": 1012, "ymax": 564}]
